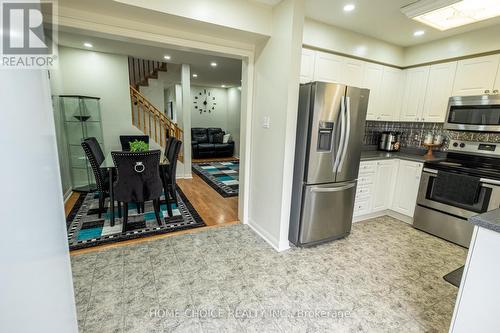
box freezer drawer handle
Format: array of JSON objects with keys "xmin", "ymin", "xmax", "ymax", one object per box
[{"xmin": 310, "ymin": 183, "xmax": 356, "ymax": 193}]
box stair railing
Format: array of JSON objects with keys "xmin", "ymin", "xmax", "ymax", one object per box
[{"xmin": 129, "ymin": 86, "xmax": 183, "ymax": 161}]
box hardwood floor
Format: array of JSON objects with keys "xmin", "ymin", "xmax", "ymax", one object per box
[
  {"xmin": 177, "ymin": 173, "xmax": 239, "ymax": 226},
  {"xmin": 64, "ymin": 192, "xmax": 81, "ymax": 216},
  {"xmin": 67, "ymin": 172, "xmax": 239, "ymax": 255},
  {"xmin": 192, "ymin": 156, "xmax": 239, "ymax": 163}
]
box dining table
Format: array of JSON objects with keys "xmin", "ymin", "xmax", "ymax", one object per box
[{"xmin": 100, "ymin": 150, "xmax": 170, "ymax": 225}]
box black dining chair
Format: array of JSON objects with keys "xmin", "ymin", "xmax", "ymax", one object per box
[
  {"xmin": 81, "ymin": 137, "xmax": 120, "ymax": 218},
  {"xmin": 111, "ymin": 150, "xmax": 163, "ymax": 232},
  {"xmin": 119, "ymin": 135, "xmax": 149, "ymax": 151},
  {"xmin": 161, "ymin": 138, "xmax": 182, "ymax": 217}
]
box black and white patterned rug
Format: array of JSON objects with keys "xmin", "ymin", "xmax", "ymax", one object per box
[
  {"xmin": 66, "ymin": 188, "xmax": 205, "ymax": 250},
  {"xmin": 192, "ymin": 160, "xmax": 239, "ymax": 197}
]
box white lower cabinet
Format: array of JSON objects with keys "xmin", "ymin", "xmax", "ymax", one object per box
[
  {"xmin": 354, "ymin": 159, "xmax": 423, "ymax": 220},
  {"xmin": 391, "ymin": 160, "xmax": 423, "ymax": 217}
]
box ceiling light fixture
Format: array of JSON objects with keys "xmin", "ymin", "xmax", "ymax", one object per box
[
  {"xmin": 413, "ymin": 30, "xmax": 425, "ymax": 36},
  {"xmin": 83, "ymin": 42, "xmax": 93, "ymax": 48},
  {"xmin": 210, "ymin": 62, "xmax": 217, "ymax": 67},
  {"xmin": 221, "ymin": 84, "xmax": 226, "ymax": 88},
  {"xmin": 192, "ymin": 74, "xmax": 198, "ymax": 78},
  {"xmin": 164, "ymin": 55, "xmax": 171, "ymax": 60},
  {"xmin": 343, "ymin": 4, "xmax": 355, "ymax": 12},
  {"xmin": 401, "ymin": 0, "xmax": 500, "ymax": 31}
]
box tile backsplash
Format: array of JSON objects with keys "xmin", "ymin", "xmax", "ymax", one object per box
[{"xmin": 363, "ymin": 121, "xmax": 500, "ymax": 150}]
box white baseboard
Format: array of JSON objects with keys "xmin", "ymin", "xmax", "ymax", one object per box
[
  {"xmin": 247, "ymin": 219, "xmax": 288, "ymax": 252},
  {"xmin": 353, "ymin": 209, "xmax": 413, "ymax": 224},
  {"xmin": 63, "ymin": 189, "xmax": 73, "ymax": 203},
  {"xmin": 386, "ymin": 210, "xmax": 413, "ymax": 224}
]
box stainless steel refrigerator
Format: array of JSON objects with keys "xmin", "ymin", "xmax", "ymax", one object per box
[{"xmin": 289, "ymin": 82, "xmax": 369, "ymax": 246}]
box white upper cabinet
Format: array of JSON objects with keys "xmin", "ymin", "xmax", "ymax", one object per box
[
  {"xmin": 452, "ymin": 54, "xmax": 500, "ymax": 96},
  {"xmin": 494, "ymin": 61, "xmax": 500, "ymax": 94},
  {"xmin": 362, "ymin": 63, "xmax": 384, "ymax": 121},
  {"xmin": 391, "ymin": 160, "xmax": 423, "ymax": 218},
  {"xmin": 379, "ymin": 66, "xmax": 404, "ymax": 121},
  {"xmin": 342, "ymin": 58, "xmax": 365, "ymax": 88},
  {"xmin": 300, "ymin": 48, "xmax": 316, "ymax": 84},
  {"xmin": 422, "ymin": 61, "xmax": 457, "ymax": 123},
  {"xmin": 400, "ymin": 66, "xmax": 430, "ymax": 122},
  {"xmin": 313, "ymin": 52, "xmax": 344, "ymax": 83}
]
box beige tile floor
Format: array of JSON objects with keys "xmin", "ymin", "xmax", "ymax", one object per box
[{"xmin": 71, "ymin": 216, "xmax": 467, "ymax": 332}]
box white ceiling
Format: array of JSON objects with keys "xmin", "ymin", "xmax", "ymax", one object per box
[
  {"xmin": 57, "ymin": 31, "xmax": 242, "ymax": 88},
  {"xmin": 249, "ymin": 0, "xmax": 282, "ymax": 5},
  {"xmin": 305, "ymin": 0, "xmax": 500, "ymax": 47}
]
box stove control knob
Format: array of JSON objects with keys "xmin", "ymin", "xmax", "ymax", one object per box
[
  {"xmin": 459, "ymin": 143, "xmax": 465, "ymax": 148},
  {"xmin": 453, "ymin": 142, "xmax": 459, "ymax": 147}
]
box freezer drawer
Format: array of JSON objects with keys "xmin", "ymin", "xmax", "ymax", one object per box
[{"xmin": 298, "ymin": 181, "xmax": 356, "ymax": 245}]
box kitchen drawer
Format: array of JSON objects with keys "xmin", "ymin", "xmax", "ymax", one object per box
[
  {"xmin": 353, "ymin": 198, "xmax": 371, "ymax": 216},
  {"xmin": 356, "ymin": 185, "xmax": 372, "ymax": 197},
  {"xmin": 358, "ymin": 174, "xmax": 375, "ymax": 185},
  {"xmin": 359, "ymin": 162, "xmax": 377, "ymax": 174}
]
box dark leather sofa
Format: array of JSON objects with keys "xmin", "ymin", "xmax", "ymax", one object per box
[{"xmin": 191, "ymin": 127, "xmax": 234, "ymax": 158}]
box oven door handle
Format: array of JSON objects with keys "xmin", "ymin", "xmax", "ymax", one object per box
[{"xmin": 423, "ymin": 168, "xmax": 500, "ymax": 186}]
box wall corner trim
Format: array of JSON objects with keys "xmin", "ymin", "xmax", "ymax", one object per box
[{"xmin": 247, "ymin": 218, "xmax": 290, "ymax": 252}]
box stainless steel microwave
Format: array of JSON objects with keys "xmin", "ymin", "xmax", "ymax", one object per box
[{"xmin": 444, "ymin": 95, "xmax": 500, "ymax": 132}]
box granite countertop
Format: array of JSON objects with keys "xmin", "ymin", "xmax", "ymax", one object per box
[
  {"xmin": 360, "ymin": 149, "xmax": 445, "ymax": 163},
  {"xmin": 469, "ymin": 209, "xmax": 500, "ymax": 233}
]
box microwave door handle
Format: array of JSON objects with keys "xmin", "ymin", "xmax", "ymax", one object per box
[
  {"xmin": 338, "ymin": 96, "xmax": 351, "ymax": 173},
  {"xmin": 333, "ymin": 96, "xmax": 346, "ymax": 171}
]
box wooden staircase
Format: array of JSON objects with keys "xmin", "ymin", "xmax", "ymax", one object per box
[{"xmin": 128, "ymin": 57, "xmax": 183, "ymax": 161}]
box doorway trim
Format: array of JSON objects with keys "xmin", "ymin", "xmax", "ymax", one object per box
[{"xmin": 57, "ymin": 16, "xmax": 256, "ymax": 225}]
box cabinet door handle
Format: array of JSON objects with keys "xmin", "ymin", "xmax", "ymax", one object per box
[
  {"xmin": 494, "ymin": 90, "xmax": 499, "ymax": 94},
  {"xmin": 485, "ymin": 89, "xmax": 490, "ymax": 94}
]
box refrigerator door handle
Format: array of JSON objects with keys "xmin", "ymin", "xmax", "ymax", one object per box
[
  {"xmin": 333, "ymin": 96, "xmax": 346, "ymax": 171},
  {"xmin": 310, "ymin": 183, "xmax": 356, "ymax": 193},
  {"xmin": 337, "ymin": 96, "xmax": 351, "ymax": 172}
]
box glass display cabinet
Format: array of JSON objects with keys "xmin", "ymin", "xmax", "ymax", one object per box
[{"xmin": 60, "ymin": 95, "xmax": 103, "ymax": 191}]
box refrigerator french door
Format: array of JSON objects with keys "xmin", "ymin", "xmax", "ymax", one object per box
[{"xmin": 289, "ymin": 82, "xmax": 369, "ymax": 246}]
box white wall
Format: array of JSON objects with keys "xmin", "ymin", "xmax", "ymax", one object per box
[
  {"xmin": 191, "ymin": 85, "xmax": 229, "ymax": 129},
  {"xmin": 227, "ymin": 87, "xmax": 241, "ymax": 157},
  {"xmin": 50, "ymin": 46, "xmax": 144, "ymax": 154},
  {"xmin": 113, "ymin": 0, "xmax": 273, "ymax": 36},
  {"xmin": 249, "ymin": 0, "xmax": 304, "ymax": 251},
  {"xmin": 404, "ymin": 25, "xmax": 500, "ymax": 66},
  {"xmin": 0, "ymin": 70, "xmax": 78, "ymax": 332},
  {"xmin": 303, "ymin": 18, "xmax": 405, "ymax": 67}
]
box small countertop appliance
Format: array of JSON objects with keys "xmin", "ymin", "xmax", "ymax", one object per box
[{"xmin": 378, "ymin": 131, "xmax": 401, "ymax": 152}]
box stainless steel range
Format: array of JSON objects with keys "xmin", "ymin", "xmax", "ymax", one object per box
[{"xmin": 413, "ymin": 140, "xmax": 500, "ymax": 248}]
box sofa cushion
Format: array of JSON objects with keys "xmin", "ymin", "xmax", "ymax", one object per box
[
  {"xmin": 214, "ymin": 143, "xmax": 233, "ymax": 152},
  {"xmin": 192, "ymin": 128, "xmax": 208, "ymax": 143},
  {"xmin": 198, "ymin": 143, "xmax": 215, "ymax": 151},
  {"xmin": 207, "ymin": 128, "xmax": 224, "ymax": 143},
  {"xmin": 212, "ymin": 132, "xmax": 224, "ymax": 144}
]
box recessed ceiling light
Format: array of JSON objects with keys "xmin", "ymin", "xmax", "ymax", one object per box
[
  {"xmin": 192, "ymin": 74, "xmax": 198, "ymax": 78},
  {"xmin": 402, "ymin": 0, "xmax": 500, "ymax": 31},
  {"xmin": 83, "ymin": 42, "xmax": 93, "ymax": 48},
  {"xmin": 210, "ymin": 62, "xmax": 217, "ymax": 67},
  {"xmin": 164, "ymin": 55, "xmax": 171, "ymax": 60},
  {"xmin": 413, "ymin": 30, "xmax": 425, "ymax": 36},
  {"xmin": 343, "ymin": 4, "xmax": 355, "ymax": 12},
  {"xmin": 221, "ymin": 84, "xmax": 226, "ymax": 88}
]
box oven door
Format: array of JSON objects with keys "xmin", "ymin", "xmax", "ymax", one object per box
[
  {"xmin": 416, "ymin": 169, "xmax": 499, "ymax": 219},
  {"xmin": 444, "ymin": 95, "xmax": 500, "ymax": 132}
]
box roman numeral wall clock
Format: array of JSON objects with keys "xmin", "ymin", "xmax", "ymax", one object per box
[{"xmin": 193, "ymin": 88, "xmax": 217, "ymax": 114}]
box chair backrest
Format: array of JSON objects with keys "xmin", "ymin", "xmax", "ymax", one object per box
[
  {"xmin": 191, "ymin": 128, "xmax": 208, "ymax": 144},
  {"xmin": 167, "ymin": 139, "xmax": 182, "ymax": 186},
  {"xmin": 111, "ymin": 150, "xmax": 162, "ymax": 203},
  {"xmin": 164, "ymin": 136, "xmax": 174, "ymax": 159},
  {"xmin": 119, "ymin": 135, "xmax": 150, "ymax": 151},
  {"xmin": 81, "ymin": 137, "xmax": 106, "ymax": 191}
]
